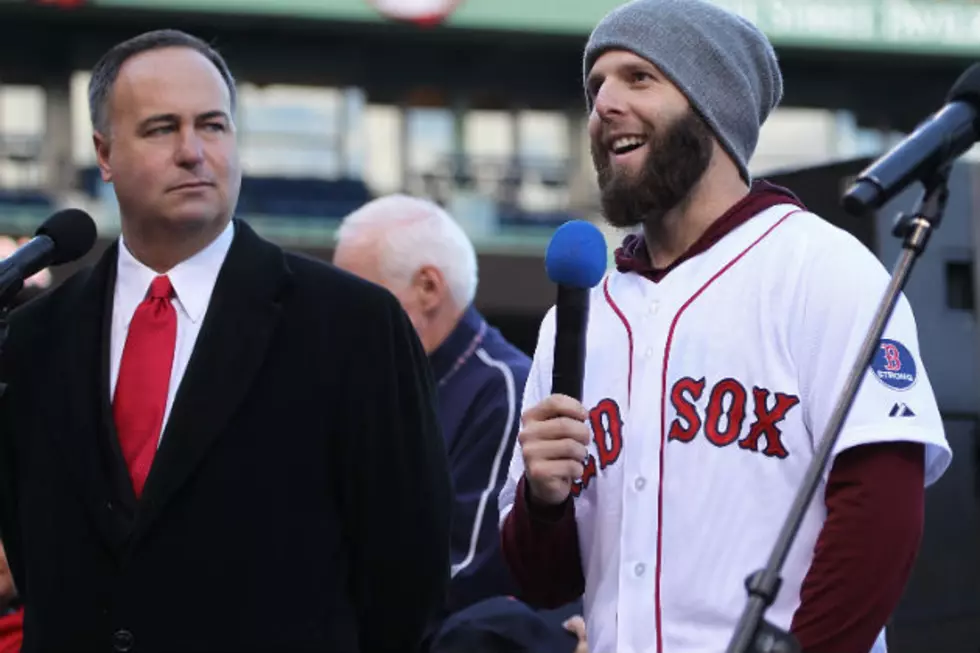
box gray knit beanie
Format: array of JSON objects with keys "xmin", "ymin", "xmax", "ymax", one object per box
[{"xmin": 583, "ymin": 0, "xmax": 783, "ymax": 182}]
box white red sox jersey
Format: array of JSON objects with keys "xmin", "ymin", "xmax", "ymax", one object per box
[{"xmin": 498, "ymin": 203, "xmax": 952, "ymax": 653}]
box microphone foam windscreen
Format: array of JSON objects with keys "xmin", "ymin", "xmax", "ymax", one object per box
[
  {"xmin": 35, "ymin": 209, "xmax": 97, "ymax": 265},
  {"xmin": 545, "ymin": 220, "xmax": 608, "ymax": 289},
  {"xmin": 948, "ymin": 62, "xmax": 980, "ymax": 106}
]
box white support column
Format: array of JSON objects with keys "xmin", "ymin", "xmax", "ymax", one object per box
[{"xmin": 41, "ymin": 72, "xmax": 74, "ymax": 197}]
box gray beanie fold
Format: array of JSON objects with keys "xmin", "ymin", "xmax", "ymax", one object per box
[{"xmin": 584, "ymin": 0, "xmax": 783, "ymax": 182}]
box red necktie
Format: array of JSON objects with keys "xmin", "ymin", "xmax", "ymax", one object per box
[{"xmin": 113, "ymin": 275, "xmax": 177, "ymax": 498}]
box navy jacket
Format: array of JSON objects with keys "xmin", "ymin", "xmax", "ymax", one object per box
[{"xmin": 430, "ymin": 306, "xmax": 531, "ymax": 615}]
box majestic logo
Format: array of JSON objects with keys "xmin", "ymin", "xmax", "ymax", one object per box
[
  {"xmin": 870, "ymin": 339, "xmax": 917, "ymax": 391},
  {"xmin": 668, "ymin": 377, "xmax": 800, "ymax": 459},
  {"xmin": 889, "ymin": 402, "xmax": 915, "ymax": 417}
]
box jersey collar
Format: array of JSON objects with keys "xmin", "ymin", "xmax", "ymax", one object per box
[{"xmin": 614, "ymin": 180, "xmax": 807, "ymax": 283}]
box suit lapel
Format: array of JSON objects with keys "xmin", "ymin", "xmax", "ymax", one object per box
[
  {"xmin": 133, "ymin": 220, "xmax": 289, "ymax": 541},
  {"xmin": 50, "ymin": 242, "xmax": 133, "ymax": 552}
]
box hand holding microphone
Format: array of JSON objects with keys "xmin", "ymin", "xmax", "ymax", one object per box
[
  {"xmin": 520, "ymin": 220, "xmax": 607, "ymax": 507},
  {"xmin": 520, "ymin": 395, "xmax": 592, "ymax": 505}
]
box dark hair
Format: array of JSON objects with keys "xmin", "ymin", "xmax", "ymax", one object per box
[
  {"xmin": 87, "ymin": 29, "xmax": 238, "ymax": 134},
  {"xmin": 430, "ymin": 630, "xmax": 532, "ymax": 653}
]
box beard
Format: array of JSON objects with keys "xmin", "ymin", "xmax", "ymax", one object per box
[{"xmin": 591, "ymin": 108, "xmax": 714, "ymax": 230}]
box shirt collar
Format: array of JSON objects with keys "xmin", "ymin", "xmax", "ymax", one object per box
[
  {"xmin": 429, "ymin": 305, "xmax": 486, "ymax": 385},
  {"xmin": 613, "ymin": 180, "xmax": 806, "ymax": 283},
  {"xmin": 116, "ymin": 220, "xmax": 235, "ymax": 324}
]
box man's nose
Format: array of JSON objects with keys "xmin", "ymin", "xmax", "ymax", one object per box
[
  {"xmin": 593, "ymin": 81, "xmax": 627, "ymax": 122},
  {"xmin": 175, "ymin": 128, "xmax": 205, "ymax": 167}
]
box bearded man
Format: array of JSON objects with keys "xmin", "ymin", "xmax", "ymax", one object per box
[{"xmin": 497, "ymin": 2, "xmax": 952, "ymax": 652}]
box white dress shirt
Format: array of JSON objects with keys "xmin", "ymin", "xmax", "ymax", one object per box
[{"xmin": 109, "ymin": 221, "xmax": 235, "ymax": 443}]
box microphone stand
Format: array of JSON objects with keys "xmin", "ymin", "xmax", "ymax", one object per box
[{"xmin": 725, "ymin": 166, "xmax": 951, "ymax": 653}]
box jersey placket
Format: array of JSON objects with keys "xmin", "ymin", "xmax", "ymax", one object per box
[{"xmin": 615, "ymin": 274, "xmax": 676, "ymax": 653}]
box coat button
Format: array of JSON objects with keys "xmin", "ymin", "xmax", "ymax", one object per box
[{"xmin": 112, "ymin": 629, "xmax": 134, "ymax": 652}]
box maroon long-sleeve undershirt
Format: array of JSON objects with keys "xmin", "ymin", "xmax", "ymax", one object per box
[
  {"xmin": 500, "ymin": 442, "xmax": 925, "ymax": 652},
  {"xmin": 790, "ymin": 442, "xmax": 925, "ymax": 652},
  {"xmin": 500, "ymin": 477, "xmax": 585, "ymax": 608}
]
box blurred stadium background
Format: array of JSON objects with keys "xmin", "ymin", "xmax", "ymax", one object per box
[{"xmin": 0, "ymin": 0, "xmax": 978, "ymax": 650}]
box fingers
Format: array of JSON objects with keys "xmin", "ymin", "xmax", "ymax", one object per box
[
  {"xmin": 563, "ymin": 616, "xmax": 587, "ymax": 640},
  {"xmin": 526, "ymin": 457, "xmax": 585, "ymax": 483},
  {"xmin": 519, "ymin": 414, "xmax": 591, "ymax": 447},
  {"xmin": 520, "ymin": 436, "xmax": 588, "ymax": 467},
  {"xmin": 522, "ymin": 394, "xmax": 588, "ymax": 425},
  {"xmin": 520, "ymin": 397, "xmax": 592, "ymax": 485}
]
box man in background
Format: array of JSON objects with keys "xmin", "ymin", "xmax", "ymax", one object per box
[{"xmin": 335, "ymin": 194, "xmax": 528, "ymax": 615}]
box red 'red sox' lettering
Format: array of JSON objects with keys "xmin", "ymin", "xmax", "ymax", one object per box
[
  {"xmin": 571, "ymin": 399, "xmax": 624, "ymax": 497},
  {"xmin": 668, "ymin": 376, "xmax": 705, "ymax": 442},
  {"xmin": 571, "ymin": 380, "xmax": 797, "ymax": 498},
  {"xmin": 705, "ymin": 378, "xmax": 748, "ymax": 447},
  {"xmin": 590, "ymin": 398, "xmax": 623, "ymax": 469},
  {"xmin": 668, "ymin": 377, "xmax": 799, "ymax": 458}
]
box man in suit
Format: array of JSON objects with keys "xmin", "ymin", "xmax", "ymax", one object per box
[{"xmin": 0, "ymin": 29, "xmax": 451, "ymax": 653}]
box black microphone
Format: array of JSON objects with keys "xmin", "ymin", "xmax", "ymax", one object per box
[
  {"xmin": 544, "ymin": 220, "xmax": 608, "ymax": 400},
  {"xmin": 0, "ymin": 208, "xmax": 97, "ymax": 307},
  {"xmin": 842, "ymin": 62, "xmax": 980, "ymax": 216}
]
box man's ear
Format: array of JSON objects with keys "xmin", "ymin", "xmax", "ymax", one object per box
[
  {"xmin": 93, "ymin": 132, "xmax": 112, "ymax": 183},
  {"xmin": 413, "ymin": 265, "xmax": 447, "ymax": 313}
]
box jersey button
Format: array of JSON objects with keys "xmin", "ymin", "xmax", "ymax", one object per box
[
  {"xmin": 634, "ymin": 477, "xmax": 646, "ymax": 491},
  {"xmin": 634, "ymin": 562, "xmax": 646, "ymax": 577},
  {"xmin": 649, "ymin": 301, "xmax": 659, "ymax": 314},
  {"xmin": 644, "ymin": 347, "xmax": 654, "ymax": 359}
]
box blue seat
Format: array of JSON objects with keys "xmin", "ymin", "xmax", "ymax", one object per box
[
  {"xmin": 77, "ymin": 166, "xmax": 104, "ymax": 199},
  {"xmin": 498, "ymin": 207, "xmax": 578, "ymax": 228},
  {"xmin": 0, "ymin": 188, "xmax": 53, "ymax": 209},
  {"xmin": 237, "ymin": 176, "xmax": 373, "ymax": 219}
]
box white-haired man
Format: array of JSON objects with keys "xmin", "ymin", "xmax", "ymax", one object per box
[{"xmin": 334, "ymin": 194, "xmax": 531, "ymax": 616}]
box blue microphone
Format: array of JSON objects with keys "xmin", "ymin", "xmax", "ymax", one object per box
[{"xmin": 544, "ymin": 220, "xmax": 607, "ymax": 401}]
